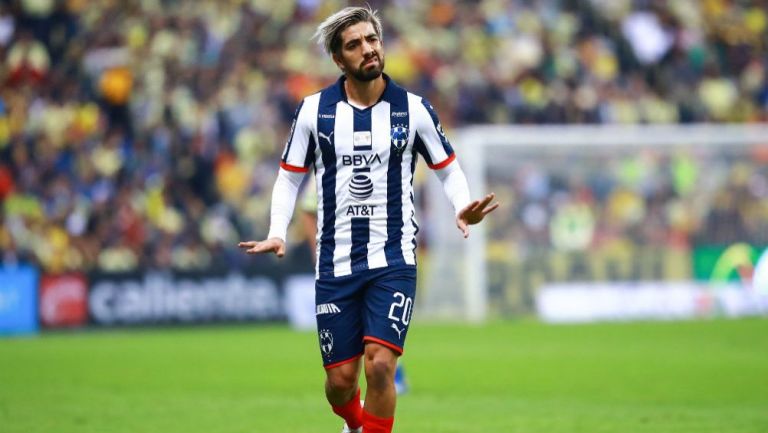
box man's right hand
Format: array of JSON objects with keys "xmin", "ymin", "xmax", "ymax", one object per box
[{"xmin": 237, "ymin": 238, "xmax": 286, "ymax": 258}]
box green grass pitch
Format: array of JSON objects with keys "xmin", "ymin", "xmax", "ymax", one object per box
[{"xmin": 1, "ymin": 318, "xmax": 766, "ymax": 433}]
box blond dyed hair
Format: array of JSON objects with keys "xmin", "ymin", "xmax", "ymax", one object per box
[{"xmin": 313, "ymin": 6, "xmax": 383, "ymax": 55}]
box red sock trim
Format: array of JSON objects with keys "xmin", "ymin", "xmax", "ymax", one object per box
[
  {"xmin": 331, "ymin": 388, "xmax": 362, "ymax": 430},
  {"xmin": 362, "ymin": 409, "xmax": 394, "ymax": 433}
]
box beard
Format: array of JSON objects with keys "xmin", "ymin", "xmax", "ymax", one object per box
[{"xmin": 349, "ymin": 54, "xmax": 385, "ymax": 82}]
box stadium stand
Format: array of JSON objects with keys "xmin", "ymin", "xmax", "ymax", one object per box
[{"xmin": 1, "ymin": 0, "xmax": 766, "ymax": 273}]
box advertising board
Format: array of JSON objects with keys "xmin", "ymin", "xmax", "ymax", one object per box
[
  {"xmin": 0, "ymin": 265, "xmax": 39, "ymax": 335},
  {"xmin": 40, "ymin": 273, "xmax": 89, "ymax": 328},
  {"xmin": 88, "ymin": 270, "xmax": 289, "ymax": 325}
]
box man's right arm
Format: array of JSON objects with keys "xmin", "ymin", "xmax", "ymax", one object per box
[
  {"xmin": 238, "ymin": 167, "xmax": 305, "ymax": 257},
  {"xmin": 266, "ymin": 167, "xmax": 305, "ymax": 243}
]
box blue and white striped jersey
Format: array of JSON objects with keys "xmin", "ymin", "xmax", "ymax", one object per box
[{"xmin": 280, "ymin": 74, "xmax": 455, "ymax": 279}]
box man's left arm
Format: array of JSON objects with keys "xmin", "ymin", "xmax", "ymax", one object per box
[
  {"xmin": 433, "ymin": 161, "xmax": 497, "ymax": 238},
  {"xmin": 413, "ymin": 99, "xmax": 499, "ymax": 237}
]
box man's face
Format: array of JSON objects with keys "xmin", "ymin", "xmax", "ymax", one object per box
[{"xmin": 334, "ymin": 21, "xmax": 384, "ymax": 82}]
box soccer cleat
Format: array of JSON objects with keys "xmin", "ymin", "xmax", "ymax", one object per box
[{"xmin": 340, "ymin": 423, "xmax": 362, "ymax": 433}]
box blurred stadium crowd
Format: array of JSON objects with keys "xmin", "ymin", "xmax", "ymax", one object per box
[
  {"xmin": 0, "ymin": 0, "xmax": 767, "ymax": 273},
  {"xmin": 485, "ymin": 148, "xmax": 768, "ymax": 260}
]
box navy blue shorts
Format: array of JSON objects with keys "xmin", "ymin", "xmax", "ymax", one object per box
[{"xmin": 315, "ymin": 265, "xmax": 417, "ymax": 369}]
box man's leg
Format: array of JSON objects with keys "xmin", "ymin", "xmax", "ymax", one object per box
[
  {"xmin": 326, "ymin": 358, "xmax": 364, "ymax": 430},
  {"xmin": 362, "ymin": 342, "xmax": 398, "ymax": 433},
  {"xmin": 316, "ymin": 274, "xmax": 366, "ymax": 431},
  {"xmin": 326, "ymin": 357, "xmax": 362, "ymax": 405},
  {"xmin": 359, "ymin": 265, "xmax": 417, "ymax": 433},
  {"xmin": 315, "ymin": 275, "xmax": 364, "ymax": 431}
]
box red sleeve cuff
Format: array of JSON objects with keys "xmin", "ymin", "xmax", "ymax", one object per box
[
  {"xmin": 280, "ymin": 161, "xmax": 309, "ymax": 173},
  {"xmin": 428, "ymin": 153, "xmax": 456, "ymax": 170}
]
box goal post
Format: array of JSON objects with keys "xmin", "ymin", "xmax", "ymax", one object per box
[{"xmin": 418, "ymin": 124, "xmax": 768, "ymax": 323}]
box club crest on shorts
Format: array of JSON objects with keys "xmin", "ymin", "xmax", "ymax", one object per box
[
  {"xmin": 319, "ymin": 329, "xmax": 334, "ymax": 358},
  {"xmin": 391, "ymin": 125, "xmax": 408, "ymax": 155}
]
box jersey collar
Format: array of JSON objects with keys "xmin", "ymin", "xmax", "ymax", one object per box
[{"xmin": 326, "ymin": 73, "xmax": 401, "ymax": 108}]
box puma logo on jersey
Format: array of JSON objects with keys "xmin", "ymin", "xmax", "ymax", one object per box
[
  {"xmin": 318, "ymin": 131, "xmax": 334, "ymax": 145},
  {"xmin": 391, "ymin": 323, "xmax": 405, "ymax": 339},
  {"xmin": 316, "ymin": 303, "xmax": 341, "ymax": 315}
]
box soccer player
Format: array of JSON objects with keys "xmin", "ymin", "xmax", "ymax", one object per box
[{"xmin": 238, "ymin": 6, "xmax": 498, "ymax": 433}]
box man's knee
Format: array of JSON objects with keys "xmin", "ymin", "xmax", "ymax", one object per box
[
  {"xmin": 326, "ymin": 364, "xmax": 359, "ymax": 394},
  {"xmin": 364, "ymin": 344, "xmax": 397, "ymax": 388}
]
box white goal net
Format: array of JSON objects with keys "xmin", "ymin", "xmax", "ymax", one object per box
[{"xmin": 419, "ymin": 124, "xmax": 768, "ymax": 322}]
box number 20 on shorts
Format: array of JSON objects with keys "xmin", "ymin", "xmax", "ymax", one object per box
[{"xmin": 388, "ymin": 292, "xmax": 413, "ymax": 325}]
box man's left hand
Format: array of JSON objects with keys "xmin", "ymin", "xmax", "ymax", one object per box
[{"xmin": 456, "ymin": 193, "xmax": 499, "ymax": 238}]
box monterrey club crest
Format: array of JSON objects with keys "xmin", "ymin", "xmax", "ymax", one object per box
[
  {"xmin": 391, "ymin": 125, "xmax": 408, "ymax": 155},
  {"xmin": 319, "ymin": 329, "xmax": 334, "ymax": 358}
]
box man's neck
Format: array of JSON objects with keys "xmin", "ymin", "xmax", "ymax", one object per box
[{"xmin": 344, "ymin": 75, "xmax": 386, "ymax": 108}]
